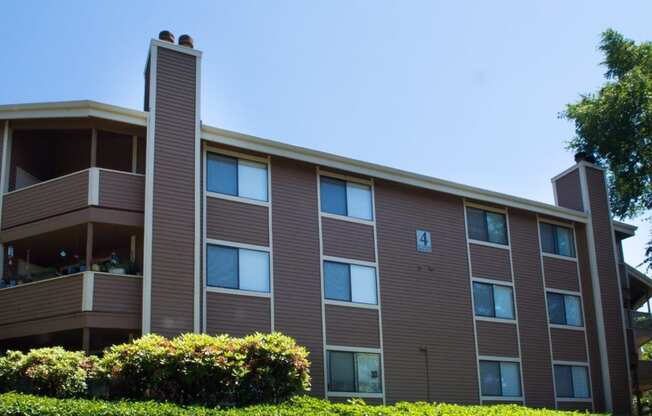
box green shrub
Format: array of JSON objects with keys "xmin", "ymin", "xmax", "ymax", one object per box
[
  {"xmin": 0, "ymin": 348, "xmax": 97, "ymax": 398},
  {"xmin": 0, "ymin": 393, "xmax": 604, "ymax": 415}
]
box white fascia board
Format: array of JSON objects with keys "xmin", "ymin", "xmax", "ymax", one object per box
[{"xmin": 0, "ymin": 100, "xmax": 148, "ymax": 126}]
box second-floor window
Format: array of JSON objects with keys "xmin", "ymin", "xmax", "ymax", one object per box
[
  {"xmin": 320, "ymin": 176, "xmax": 373, "ymax": 220},
  {"xmin": 540, "ymin": 223, "xmax": 575, "ymax": 257},
  {"xmin": 207, "ymin": 244, "xmax": 270, "ymax": 293},
  {"xmin": 207, "ymin": 153, "xmax": 268, "ymax": 201},
  {"xmin": 554, "ymin": 365, "xmax": 590, "ymax": 399},
  {"xmin": 467, "ymin": 207, "xmax": 508, "ymax": 245},
  {"xmin": 324, "ymin": 261, "xmax": 377, "ymax": 305},
  {"xmin": 328, "ymin": 351, "xmax": 382, "ymax": 393},
  {"xmin": 473, "ymin": 282, "xmax": 515, "ymax": 320},
  {"xmin": 479, "ymin": 360, "xmax": 521, "ymax": 397},
  {"xmin": 547, "ymin": 292, "xmax": 583, "ymax": 327}
]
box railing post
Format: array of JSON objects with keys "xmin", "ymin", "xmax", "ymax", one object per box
[
  {"xmin": 87, "ymin": 168, "xmax": 100, "ymax": 206},
  {"xmin": 82, "ymin": 271, "xmax": 94, "ymax": 312}
]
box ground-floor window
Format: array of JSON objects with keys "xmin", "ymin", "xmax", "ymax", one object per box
[
  {"xmin": 327, "ymin": 350, "xmax": 381, "ymax": 393},
  {"xmin": 554, "ymin": 364, "xmax": 590, "ymax": 398},
  {"xmin": 479, "ymin": 360, "xmax": 521, "ymax": 397}
]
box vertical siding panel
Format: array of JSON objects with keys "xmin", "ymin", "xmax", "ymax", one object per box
[
  {"xmin": 554, "ymin": 169, "xmax": 584, "ymax": 212},
  {"xmin": 271, "ymin": 157, "xmax": 324, "ymax": 396},
  {"xmin": 375, "ymin": 181, "xmax": 478, "ymax": 404},
  {"xmin": 509, "ymin": 209, "xmax": 555, "ymax": 407}
]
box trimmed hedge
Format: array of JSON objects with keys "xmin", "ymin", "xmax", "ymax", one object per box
[
  {"xmin": 0, "ymin": 333, "xmax": 310, "ymax": 407},
  {"xmin": 0, "ymin": 393, "xmax": 603, "ymax": 415}
]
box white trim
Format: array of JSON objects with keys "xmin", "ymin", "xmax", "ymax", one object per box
[
  {"xmin": 193, "ymin": 44, "xmax": 202, "ymax": 333},
  {"xmin": 204, "ymin": 145, "xmax": 269, "ymax": 164},
  {"xmin": 202, "ymin": 145, "xmax": 208, "ymax": 333},
  {"xmin": 87, "ymin": 168, "xmax": 100, "ymax": 206},
  {"xmin": 0, "ymin": 121, "xmax": 10, "ymax": 232},
  {"xmin": 546, "ymin": 287, "xmax": 582, "ymax": 297},
  {"xmin": 481, "ymin": 395, "xmax": 524, "ymax": 402},
  {"xmin": 3, "ymin": 168, "xmax": 90, "ymax": 196},
  {"xmin": 267, "ymin": 156, "xmax": 275, "ymax": 332},
  {"xmin": 0, "ymin": 100, "xmax": 148, "ymax": 127},
  {"xmin": 475, "ymin": 316, "xmax": 518, "ymax": 325},
  {"xmin": 326, "ymin": 345, "xmax": 382, "ymax": 354},
  {"xmin": 200, "ymin": 126, "xmax": 589, "ymax": 224},
  {"xmin": 320, "ymin": 211, "xmax": 375, "ymax": 226},
  {"xmin": 206, "ymin": 238, "xmax": 270, "ymax": 252},
  {"xmin": 549, "ymin": 323, "xmax": 585, "ymax": 332},
  {"xmin": 151, "ymin": 38, "xmax": 203, "ymax": 57},
  {"xmin": 542, "ymin": 252, "xmax": 578, "ymax": 262},
  {"xmin": 141, "ymin": 42, "xmax": 158, "ymax": 335},
  {"xmin": 578, "ymin": 164, "xmax": 612, "ymax": 412},
  {"xmin": 370, "ymin": 178, "xmax": 386, "ymax": 405},
  {"xmin": 471, "ymin": 276, "xmax": 514, "ymax": 287},
  {"xmin": 539, "ymin": 217, "xmax": 575, "ymax": 228},
  {"xmin": 131, "ymin": 135, "xmax": 138, "ymax": 173},
  {"xmin": 553, "ymin": 360, "xmax": 590, "ymax": 367},
  {"xmin": 0, "ymin": 272, "xmax": 84, "ymax": 291},
  {"xmin": 465, "ymin": 201, "xmax": 508, "ymax": 214},
  {"xmin": 324, "ymin": 299, "xmax": 380, "ymax": 310},
  {"xmin": 322, "ymin": 255, "xmax": 377, "ymax": 268},
  {"xmin": 326, "ymin": 391, "xmax": 384, "ymax": 399},
  {"xmin": 468, "ymin": 239, "xmax": 510, "ymax": 250},
  {"xmin": 96, "ymin": 167, "xmax": 145, "ymax": 177},
  {"xmin": 613, "ymin": 220, "xmax": 637, "ymax": 237},
  {"xmin": 478, "ymin": 355, "xmax": 521, "ymax": 362},
  {"xmin": 206, "ymin": 191, "xmax": 270, "ymax": 207},
  {"xmin": 555, "ymin": 397, "xmax": 594, "ymax": 403},
  {"xmin": 316, "ymin": 166, "xmax": 329, "ymax": 399},
  {"xmin": 206, "ymin": 286, "xmax": 271, "ymax": 298},
  {"xmin": 93, "ymin": 272, "xmax": 143, "ymax": 279},
  {"xmin": 319, "ymin": 170, "xmax": 373, "ymax": 186},
  {"xmin": 550, "ymin": 163, "xmax": 581, "ymax": 183},
  {"xmin": 81, "ymin": 271, "xmax": 95, "ymax": 311}
]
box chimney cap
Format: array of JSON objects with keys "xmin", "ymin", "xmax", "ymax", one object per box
[
  {"xmin": 574, "ymin": 152, "xmax": 596, "ymax": 164},
  {"xmin": 179, "ymin": 34, "xmax": 194, "ymax": 48},
  {"xmin": 159, "ymin": 30, "xmax": 175, "ymax": 43}
]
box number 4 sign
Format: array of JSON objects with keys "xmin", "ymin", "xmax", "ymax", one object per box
[{"xmin": 416, "ymin": 230, "xmax": 432, "ymax": 253}]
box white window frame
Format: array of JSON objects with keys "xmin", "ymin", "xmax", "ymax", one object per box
[
  {"xmin": 205, "ymin": 147, "xmax": 270, "ymax": 207},
  {"xmin": 205, "ymin": 239, "xmax": 271, "ymax": 298},
  {"xmin": 478, "ymin": 355, "xmax": 524, "ymax": 402},
  {"xmin": 319, "ymin": 171, "xmax": 375, "ymax": 225},
  {"xmin": 553, "ymin": 361, "xmax": 593, "ymax": 402},
  {"xmin": 323, "ymin": 255, "xmax": 379, "ymax": 308},
  {"xmin": 326, "ymin": 345, "xmax": 384, "ymax": 399},
  {"xmin": 471, "ymin": 277, "xmax": 517, "ymax": 323}
]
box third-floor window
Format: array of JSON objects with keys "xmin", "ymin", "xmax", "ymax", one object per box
[
  {"xmin": 539, "ymin": 222, "xmax": 575, "ymax": 258},
  {"xmin": 466, "ymin": 207, "xmax": 508, "ymax": 245},
  {"xmin": 324, "ymin": 260, "xmax": 377, "ymax": 305},
  {"xmin": 206, "ymin": 153, "xmax": 268, "ymax": 202},
  {"xmin": 547, "ymin": 291, "xmax": 583, "ymax": 327},
  {"xmin": 473, "ymin": 282, "xmax": 515, "ymax": 320},
  {"xmin": 320, "ymin": 176, "xmax": 373, "ymax": 221}
]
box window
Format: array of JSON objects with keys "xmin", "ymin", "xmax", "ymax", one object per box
[
  {"xmin": 554, "ymin": 365, "xmax": 590, "ymax": 399},
  {"xmin": 479, "ymin": 360, "xmax": 522, "ymax": 397},
  {"xmin": 206, "ymin": 245, "xmax": 270, "ymax": 293},
  {"xmin": 320, "ymin": 176, "xmax": 373, "ymax": 220},
  {"xmin": 324, "ymin": 261, "xmax": 377, "ymax": 305},
  {"xmin": 473, "ymin": 282, "xmax": 515, "ymax": 320},
  {"xmin": 207, "ymin": 153, "xmax": 268, "ymax": 201},
  {"xmin": 540, "ymin": 223, "xmax": 575, "ymax": 257},
  {"xmin": 547, "ymin": 292, "xmax": 583, "ymax": 327},
  {"xmin": 467, "ymin": 207, "xmax": 508, "ymax": 245},
  {"xmin": 328, "ymin": 351, "xmax": 382, "ymax": 393}
]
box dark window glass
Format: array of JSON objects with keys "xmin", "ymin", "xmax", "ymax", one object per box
[
  {"xmin": 324, "ymin": 261, "xmax": 351, "ymax": 301},
  {"xmin": 554, "ymin": 365, "xmax": 574, "ymax": 398},
  {"xmin": 473, "ymin": 282, "xmax": 495, "ymax": 317},
  {"xmin": 206, "ymin": 245, "xmax": 238, "ymax": 289},
  {"xmin": 547, "ymin": 292, "xmax": 566, "ymax": 325},
  {"xmin": 320, "ymin": 177, "xmax": 347, "ymax": 216},
  {"xmin": 328, "ymin": 351, "xmax": 356, "ymax": 392},
  {"xmin": 540, "ymin": 223, "xmax": 556, "ymax": 253},
  {"xmin": 556, "ymin": 226, "xmax": 575, "ymax": 257},
  {"xmin": 467, "ymin": 208, "xmax": 488, "ymax": 241},
  {"xmin": 480, "ymin": 361, "xmax": 502, "ymax": 396},
  {"xmin": 487, "ymin": 212, "xmax": 508, "ymax": 245},
  {"xmin": 207, "ymin": 154, "xmax": 237, "ymax": 196}
]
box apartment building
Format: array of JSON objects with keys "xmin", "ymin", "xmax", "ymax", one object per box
[{"xmin": 0, "ymin": 32, "xmax": 650, "ymax": 414}]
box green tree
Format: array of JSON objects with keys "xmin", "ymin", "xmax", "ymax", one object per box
[{"xmin": 564, "ymin": 29, "xmax": 652, "ymax": 269}]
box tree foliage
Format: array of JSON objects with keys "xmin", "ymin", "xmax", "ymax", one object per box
[{"xmin": 564, "ymin": 29, "xmax": 652, "ymax": 268}]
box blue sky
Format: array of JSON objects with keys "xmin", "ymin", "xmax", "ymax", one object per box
[{"xmin": 1, "ymin": 0, "xmax": 651, "ymax": 270}]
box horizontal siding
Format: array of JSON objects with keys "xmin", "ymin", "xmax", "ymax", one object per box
[
  {"xmin": 93, "ymin": 275, "xmax": 142, "ymax": 315},
  {"xmin": 476, "ymin": 321, "xmax": 519, "ymax": 357},
  {"xmin": 206, "ymin": 197, "xmax": 269, "ymax": 246},
  {"xmin": 543, "ymin": 256, "xmax": 579, "ymax": 292},
  {"xmin": 469, "ymin": 244, "xmax": 511, "ymax": 281},
  {"xmin": 205, "ymin": 292, "xmax": 271, "ymax": 337},
  {"xmin": 98, "ymin": 170, "xmax": 145, "ymax": 212},
  {"xmin": 2, "ymin": 170, "xmax": 89, "ymax": 229},
  {"xmin": 0, "ymin": 275, "xmax": 83, "ymax": 326},
  {"xmin": 325, "ymin": 304, "xmax": 380, "ymax": 348},
  {"xmin": 321, "ymin": 217, "xmax": 375, "ymax": 262},
  {"xmin": 550, "ymin": 328, "xmax": 587, "ymax": 362},
  {"xmin": 554, "ymin": 169, "xmax": 583, "ymax": 212},
  {"xmin": 557, "ymin": 401, "xmax": 592, "ymax": 411}
]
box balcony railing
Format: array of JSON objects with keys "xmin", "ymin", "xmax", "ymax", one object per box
[
  {"xmin": 631, "ymin": 311, "xmax": 652, "ymax": 331},
  {"xmin": 1, "ymin": 168, "xmax": 145, "ymax": 229}
]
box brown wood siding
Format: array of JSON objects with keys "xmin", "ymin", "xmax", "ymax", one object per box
[
  {"xmin": 205, "ymin": 292, "xmax": 271, "ymax": 337},
  {"xmin": 98, "ymin": 170, "xmax": 145, "ymax": 212},
  {"xmin": 149, "ymin": 47, "xmax": 197, "ymax": 337},
  {"xmin": 543, "ymin": 256, "xmax": 580, "ymax": 292},
  {"xmin": 325, "ymin": 304, "xmax": 380, "ymax": 348},
  {"xmin": 476, "ymin": 321, "xmax": 519, "ymax": 357},
  {"xmin": 0, "ymin": 275, "xmax": 83, "ymax": 326},
  {"xmin": 375, "ymin": 181, "xmax": 478, "ymax": 404},
  {"xmin": 2, "ymin": 170, "xmax": 89, "ymax": 229},
  {"xmin": 554, "ymin": 169, "xmax": 583, "ymax": 211},
  {"xmin": 271, "ymin": 157, "xmax": 324, "ymax": 396},
  {"xmin": 557, "ymin": 401, "xmax": 593, "ymax": 411},
  {"xmin": 586, "ymin": 167, "xmax": 631, "ymax": 413},
  {"xmin": 469, "ymin": 244, "xmax": 511, "ymax": 281},
  {"xmin": 93, "ymin": 275, "xmax": 142, "ymax": 315},
  {"xmin": 321, "ymin": 217, "xmax": 375, "ymax": 262},
  {"xmin": 509, "ymin": 209, "xmax": 555, "ymax": 407},
  {"xmin": 576, "ymin": 224, "xmax": 605, "ymax": 411},
  {"xmin": 205, "ymin": 197, "xmax": 269, "ymax": 246},
  {"xmin": 550, "ymin": 328, "xmax": 587, "ymax": 362}
]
